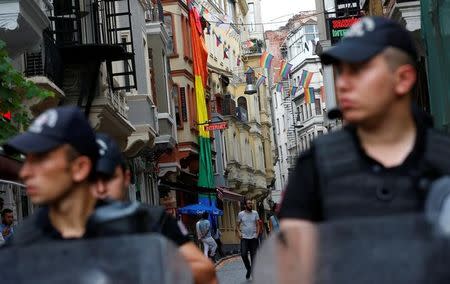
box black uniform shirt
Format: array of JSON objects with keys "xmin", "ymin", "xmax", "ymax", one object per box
[
  {"xmin": 279, "ymin": 115, "xmax": 429, "ymax": 222},
  {"xmin": 10, "ymin": 202, "xmax": 190, "ymax": 246}
]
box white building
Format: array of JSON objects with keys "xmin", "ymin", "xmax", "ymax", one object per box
[{"xmin": 286, "ymin": 17, "xmax": 327, "ymax": 173}]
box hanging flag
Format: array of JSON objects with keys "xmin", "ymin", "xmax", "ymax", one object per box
[
  {"xmin": 305, "ymin": 87, "xmax": 315, "ymax": 104},
  {"xmin": 223, "ymin": 47, "xmax": 229, "ymax": 59},
  {"xmin": 290, "ymin": 85, "xmax": 298, "ymax": 96},
  {"xmin": 304, "ymin": 71, "xmax": 314, "ymax": 88},
  {"xmin": 216, "ymin": 34, "xmax": 222, "ymax": 47},
  {"xmin": 260, "ymin": 51, "xmax": 274, "ymax": 69},
  {"xmin": 189, "ymin": 0, "xmax": 214, "ymax": 189},
  {"xmin": 299, "ymin": 70, "xmax": 308, "ymax": 87},
  {"xmin": 256, "ymin": 75, "xmax": 266, "ymax": 88},
  {"xmin": 279, "ymin": 61, "xmax": 293, "ymax": 80},
  {"xmin": 276, "ymin": 82, "xmax": 283, "ymax": 92}
]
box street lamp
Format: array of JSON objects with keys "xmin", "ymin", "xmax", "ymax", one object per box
[{"xmin": 244, "ymin": 68, "xmax": 257, "ymax": 95}]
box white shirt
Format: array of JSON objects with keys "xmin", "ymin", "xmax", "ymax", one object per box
[{"xmin": 237, "ymin": 210, "xmax": 260, "ymax": 239}]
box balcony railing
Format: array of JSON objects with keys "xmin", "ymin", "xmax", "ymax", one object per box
[
  {"xmin": 24, "ymin": 30, "xmax": 63, "ymax": 87},
  {"xmin": 222, "ymin": 95, "xmax": 237, "ymax": 116},
  {"xmin": 242, "ymin": 39, "xmax": 264, "ymax": 55},
  {"xmin": 106, "ymin": 90, "xmax": 127, "ymax": 118}
]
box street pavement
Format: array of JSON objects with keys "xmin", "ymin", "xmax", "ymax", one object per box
[{"xmin": 216, "ymin": 256, "xmax": 252, "ymax": 284}]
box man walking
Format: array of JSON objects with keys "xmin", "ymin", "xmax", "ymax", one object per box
[
  {"xmin": 237, "ymin": 199, "xmax": 260, "ymax": 280},
  {"xmin": 196, "ymin": 212, "xmax": 217, "ymax": 259}
]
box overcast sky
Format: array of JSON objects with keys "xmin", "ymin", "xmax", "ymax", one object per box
[{"xmin": 261, "ymin": 0, "xmax": 316, "ymax": 31}]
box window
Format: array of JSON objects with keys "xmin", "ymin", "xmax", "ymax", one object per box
[
  {"xmin": 174, "ymin": 85, "xmax": 181, "ymax": 127},
  {"xmin": 148, "ymin": 48, "xmax": 157, "ymax": 105},
  {"xmin": 163, "ymin": 13, "xmax": 176, "ymax": 56},
  {"xmin": 247, "ymin": 2, "xmax": 256, "ymax": 32},
  {"xmin": 277, "ymin": 118, "xmax": 280, "ymax": 134},
  {"xmin": 315, "ymin": 98, "xmax": 322, "ymax": 115},
  {"xmin": 300, "ymin": 105, "xmax": 304, "ymax": 121},
  {"xmin": 180, "ymin": 87, "xmax": 187, "ymax": 122},
  {"xmin": 181, "ymin": 15, "xmax": 192, "ymax": 60},
  {"xmin": 279, "ymin": 146, "xmax": 283, "ymax": 158},
  {"xmin": 226, "ymin": 0, "xmax": 236, "ymax": 22},
  {"xmin": 318, "ymin": 130, "xmax": 324, "ymax": 136}
]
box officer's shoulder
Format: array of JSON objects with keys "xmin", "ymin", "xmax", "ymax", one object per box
[{"xmin": 9, "ymin": 208, "xmax": 46, "ymax": 245}]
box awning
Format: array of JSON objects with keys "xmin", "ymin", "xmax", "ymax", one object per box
[
  {"xmin": 178, "ymin": 203, "xmax": 223, "ymax": 216},
  {"xmin": 217, "ymin": 187, "xmax": 244, "ymax": 202}
]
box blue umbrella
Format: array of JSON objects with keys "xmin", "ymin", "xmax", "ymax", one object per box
[{"xmin": 178, "ymin": 203, "xmax": 223, "ymax": 216}]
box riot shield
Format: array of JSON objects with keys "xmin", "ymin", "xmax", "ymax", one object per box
[
  {"xmin": 0, "ymin": 233, "xmax": 193, "ymax": 284},
  {"xmin": 253, "ymin": 214, "xmax": 450, "ymax": 284}
]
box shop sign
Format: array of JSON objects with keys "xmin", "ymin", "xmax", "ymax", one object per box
[{"xmin": 328, "ymin": 16, "xmax": 361, "ymax": 44}]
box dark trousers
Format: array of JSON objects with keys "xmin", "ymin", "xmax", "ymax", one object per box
[
  {"xmin": 240, "ymin": 238, "xmax": 259, "ymax": 272},
  {"xmin": 214, "ymin": 238, "xmax": 224, "ymax": 257}
]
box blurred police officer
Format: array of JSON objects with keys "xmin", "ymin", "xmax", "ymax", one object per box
[
  {"xmin": 93, "ymin": 133, "xmax": 217, "ymax": 284},
  {"xmin": 280, "ymin": 16, "xmax": 450, "ymax": 227},
  {"xmin": 3, "ymin": 106, "xmax": 99, "ymax": 243}
]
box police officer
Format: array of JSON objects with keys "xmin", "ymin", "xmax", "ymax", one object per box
[
  {"xmin": 3, "ymin": 106, "xmax": 99, "ymax": 242},
  {"xmin": 279, "ymin": 17, "xmax": 450, "ymax": 227},
  {"xmin": 93, "ymin": 133, "xmax": 217, "ymax": 284}
]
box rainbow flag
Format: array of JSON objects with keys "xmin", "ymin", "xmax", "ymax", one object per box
[
  {"xmin": 260, "ymin": 51, "xmax": 274, "ymax": 69},
  {"xmin": 256, "ymin": 75, "xmax": 266, "ymax": 88},
  {"xmin": 189, "ymin": 1, "xmax": 214, "ymax": 188},
  {"xmin": 304, "ymin": 72, "xmax": 313, "ymax": 88},
  {"xmin": 279, "ymin": 61, "xmax": 293, "ymax": 80},
  {"xmin": 290, "ymin": 85, "xmax": 298, "ymax": 96},
  {"xmin": 299, "ymin": 70, "xmax": 314, "ymax": 88},
  {"xmin": 276, "ymin": 82, "xmax": 283, "ymax": 92},
  {"xmin": 304, "ymin": 87, "xmax": 315, "ymax": 104}
]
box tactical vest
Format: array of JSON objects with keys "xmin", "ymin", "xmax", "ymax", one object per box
[
  {"xmin": 314, "ymin": 128, "xmax": 450, "ymax": 221},
  {"xmin": 8, "ymin": 201, "xmax": 167, "ymax": 246}
]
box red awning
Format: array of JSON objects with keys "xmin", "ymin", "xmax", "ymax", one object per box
[{"xmin": 217, "ymin": 187, "xmax": 244, "ymax": 202}]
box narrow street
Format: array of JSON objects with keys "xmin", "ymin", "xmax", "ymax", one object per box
[{"xmin": 217, "ymin": 256, "xmax": 251, "ymax": 284}]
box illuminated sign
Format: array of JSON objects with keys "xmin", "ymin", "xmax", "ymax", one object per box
[
  {"xmin": 205, "ymin": 121, "xmax": 228, "ymax": 131},
  {"xmin": 328, "ymin": 16, "xmax": 361, "ymax": 44}
]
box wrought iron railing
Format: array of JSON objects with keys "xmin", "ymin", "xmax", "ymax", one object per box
[{"xmin": 24, "ymin": 30, "xmax": 64, "ymax": 87}]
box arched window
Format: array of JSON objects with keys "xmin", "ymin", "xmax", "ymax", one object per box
[{"xmin": 237, "ymin": 96, "xmax": 248, "ymax": 122}]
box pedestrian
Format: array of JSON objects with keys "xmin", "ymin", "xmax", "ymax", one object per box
[
  {"xmin": 268, "ymin": 204, "xmax": 280, "ymax": 233},
  {"xmin": 237, "ymin": 199, "xmax": 260, "ymax": 280},
  {"xmin": 211, "ymin": 218, "xmax": 224, "ymax": 258},
  {"xmin": 195, "ymin": 212, "xmax": 217, "ymax": 260},
  {"xmin": 0, "ymin": 208, "xmax": 14, "ymax": 241},
  {"xmin": 93, "ymin": 133, "xmax": 217, "ymax": 284},
  {"xmin": 279, "ymin": 16, "xmax": 450, "ymax": 230},
  {"xmin": 3, "ymin": 106, "xmax": 99, "ymax": 243}
]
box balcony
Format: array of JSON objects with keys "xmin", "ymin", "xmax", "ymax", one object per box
[
  {"xmin": 0, "ymin": 0, "xmax": 52, "ymax": 58},
  {"xmin": 47, "ymin": 0, "xmax": 137, "ymax": 92},
  {"xmin": 24, "ymin": 30, "xmax": 65, "ymax": 114},
  {"xmin": 125, "ymin": 95, "xmax": 158, "ymax": 157},
  {"xmin": 242, "ymin": 39, "xmax": 264, "ymax": 56}
]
